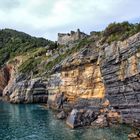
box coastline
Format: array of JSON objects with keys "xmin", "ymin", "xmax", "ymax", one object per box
[
  {"xmin": 40, "ymin": 103, "xmax": 140, "ymax": 140},
  {"xmin": 0, "ymin": 101, "xmax": 132, "ymax": 140},
  {"xmin": 1, "ymin": 98, "xmax": 140, "ymax": 139}
]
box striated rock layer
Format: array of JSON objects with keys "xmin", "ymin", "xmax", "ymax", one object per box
[
  {"xmin": 100, "ymin": 33, "xmax": 140, "ymax": 127},
  {"xmin": 48, "ymin": 33, "xmax": 140, "ymax": 128},
  {"xmin": 3, "ymin": 78, "xmax": 48, "ymax": 103},
  {"xmin": 1, "ymin": 56, "xmax": 48, "ymax": 103},
  {"xmin": 47, "ymin": 45, "xmax": 105, "ymax": 103}
]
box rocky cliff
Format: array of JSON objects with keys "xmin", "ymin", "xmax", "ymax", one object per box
[
  {"xmin": 100, "ymin": 33, "xmax": 140, "ymax": 127},
  {"xmin": 0, "ymin": 65, "xmax": 11, "ymax": 96},
  {"xmin": 1, "ymin": 61, "xmax": 48, "ymax": 103},
  {"xmin": 3, "ymin": 78, "xmax": 48, "ymax": 103},
  {"xmin": 0, "ymin": 29, "xmax": 54, "ymax": 103},
  {"xmin": 0, "ymin": 22, "xmax": 140, "ymax": 128},
  {"xmin": 47, "ymin": 45, "xmax": 105, "ymax": 101},
  {"xmin": 47, "ymin": 32, "xmax": 140, "ymax": 128}
]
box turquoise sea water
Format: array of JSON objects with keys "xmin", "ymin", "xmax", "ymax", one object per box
[{"xmin": 0, "ymin": 101, "xmax": 131, "ymax": 140}]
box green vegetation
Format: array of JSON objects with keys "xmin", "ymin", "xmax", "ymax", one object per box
[
  {"xmin": 45, "ymin": 38, "xmax": 93, "ymax": 73},
  {"xmin": 0, "ymin": 28, "xmax": 55, "ymax": 67},
  {"xmin": 18, "ymin": 47, "xmax": 49, "ymax": 75},
  {"xmin": 19, "ymin": 57, "xmax": 42, "ymax": 74},
  {"xmin": 102, "ymin": 21, "xmax": 140, "ymax": 44}
]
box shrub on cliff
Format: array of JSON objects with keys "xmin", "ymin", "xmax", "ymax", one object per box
[
  {"xmin": 102, "ymin": 21, "xmax": 140, "ymax": 44},
  {"xmin": 19, "ymin": 57, "xmax": 42, "ymax": 74}
]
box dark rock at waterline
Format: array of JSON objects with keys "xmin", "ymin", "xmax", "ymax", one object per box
[
  {"xmin": 128, "ymin": 130, "xmax": 140, "ymax": 140},
  {"xmin": 0, "ymin": 97, "xmax": 3, "ymax": 101},
  {"xmin": 66, "ymin": 108, "xmax": 97, "ymax": 128},
  {"xmin": 65, "ymin": 97, "xmax": 122, "ymax": 128},
  {"xmin": 66, "ymin": 109, "xmax": 79, "ymax": 128},
  {"xmin": 57, "ymin": 111, "xmax": 67, "ymax": 119},
  {"xmin": 91, "ymin": 115, "xmax": 108, "ymax": 128}
]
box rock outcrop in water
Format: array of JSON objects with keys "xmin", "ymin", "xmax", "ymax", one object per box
[{"xmin": 3, "ymin": 78, "xmax": 48, "ymax": 103}]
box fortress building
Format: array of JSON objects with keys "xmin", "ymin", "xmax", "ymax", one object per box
[{"xmin": 57, "ymin": 29, "xmax": 88, "ymax": 45}]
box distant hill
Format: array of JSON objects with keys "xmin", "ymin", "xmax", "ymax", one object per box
[{"xmin": 0, "ymin": 28, "xmax": 56, "ymax": 67}]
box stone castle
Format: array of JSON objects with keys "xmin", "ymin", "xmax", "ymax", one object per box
[{"xmin": 57, "ymin": 29, "xmax": 88, "ymax": 45}]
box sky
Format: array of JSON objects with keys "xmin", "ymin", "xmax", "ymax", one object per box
[{"xmin": 0, "ymin": 0, "xmax": 140, "ymax": 41}]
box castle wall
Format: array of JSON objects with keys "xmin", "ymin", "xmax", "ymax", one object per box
[{"xmin": 57, "ymin": 29, "xmax": 87, "ymax": 45}]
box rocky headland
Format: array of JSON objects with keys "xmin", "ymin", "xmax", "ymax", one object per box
[{"xmin": 0, "ymin": 22, "xmax": 140, "ymax": 138}]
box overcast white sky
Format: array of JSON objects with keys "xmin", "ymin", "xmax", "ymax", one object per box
[{"xmin": 0, "ymin": 0, "xmax": 140, "ymax": 40}]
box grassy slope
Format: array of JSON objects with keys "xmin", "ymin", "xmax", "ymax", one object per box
[{"xmin": 0, "ymin": 28, "xmax": 55, "ymax": 66}]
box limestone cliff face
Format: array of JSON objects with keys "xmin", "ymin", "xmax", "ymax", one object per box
[
  {"xmin": 100, "ymin": 33, "xmax": 140, "ymax": 126},
  {"xmin": 3, "ymin": 78, "xmax": 48, "ymax": 103},
  {"xmin": 47, "ymin": 45, "xmax": 105, "ymax": 102},
  {"xmin": 2, "ymin": 57, "xmax": 48, "ymax": 103},
  {"xmin": 48, "ymin": 32, "xmax": 140, "ymax": 127}
]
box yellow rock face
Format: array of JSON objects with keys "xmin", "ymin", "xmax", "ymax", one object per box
[
  {"xmin": 52, "ymin": 63, "xmax": 105, "ymax": 101},
  {"xmin": 48, "ymin": 33, "xmax": 140, "ymax": 104}
]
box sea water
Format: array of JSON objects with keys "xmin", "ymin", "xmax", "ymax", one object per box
[{"xmin": 0, "ymin": 101, "xmax": 131, "ymax": 140}]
